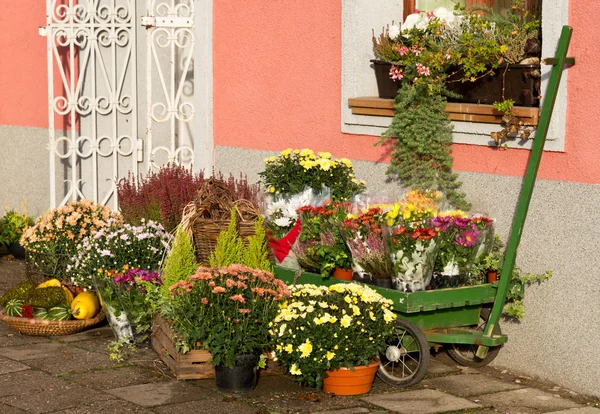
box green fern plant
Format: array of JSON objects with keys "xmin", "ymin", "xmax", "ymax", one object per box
[
  {"xmin": 160, "ymin": 226, "xmax": 198, "ymax": 297},
  {"xmin": 209, "ymin": 208, "xmax": 245, "ymax": 267},
  {"xmin": 376, "ymin": 83, "xmax": 471, "ymax": 210},
  {"xmin": 243, "ymin": 216, "xmax": 272, "ymax": 272}
]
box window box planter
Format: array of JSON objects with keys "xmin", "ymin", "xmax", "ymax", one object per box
[{"xmin": 371, "ymin": 60, "xmax": 541, "ymax": 107}]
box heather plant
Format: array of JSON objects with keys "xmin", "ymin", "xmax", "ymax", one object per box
[
  {"xmin": 117, "ymin": 164, "xmax": 205, "ymax": 232},
  {"xmin": 212, "ymin": 170, "xmax": 262, "ymax": 208}
]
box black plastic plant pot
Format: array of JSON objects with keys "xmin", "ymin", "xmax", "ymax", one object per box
[
  {"xmin": 372, "ymin": 278, "xmax": 394, "ymax": 289},
  {"xmin": 446, "ymin": 64, "xmax": 541, "ymax": 106},
  {"xmin": 214, "ymin": 353, "xmax": 260, "ymax": 392},
  {"xmin": 371, "ymin": 59, "xmax": 401, "ymax": 99},
  {"xmin": 8, "ymin": 243, "xmax": 26, "ymax": 260},
  {"xmin": 371, "ymin": 60, "xmax": 541, "ymax": 106}
]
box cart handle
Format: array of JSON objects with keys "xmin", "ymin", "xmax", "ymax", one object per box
[{"xmin": 479, "ymin": 26, "xmax": 574, "ymax": 355}]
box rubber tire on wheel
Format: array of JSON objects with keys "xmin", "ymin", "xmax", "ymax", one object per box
[
  {"xmin": 377, "ymin": 318, "xmax": 430, "ymax": 387},
  {"xmin": 446, "ymin": 308, "xmax": 502, "ymax": 368}
]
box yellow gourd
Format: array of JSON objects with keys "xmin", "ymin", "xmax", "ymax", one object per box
[
  {"xmin": 70, "ymin": 291, "xmax": 100, "ymax": 320},
  {"xmin": 37, "ymin": 279, "xmax": 62, "ymax": 289},
  {"xmin": 62, "ymin": 287, "xmax": 74, "ymax": 306}
]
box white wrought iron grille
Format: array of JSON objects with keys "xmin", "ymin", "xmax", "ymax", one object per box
[
  {"xmin": 45, "ymin": 0, "xmax": 139, "ymax": 209},
  {"xmin": 143, "ymin": 0, "xmax": 195, "ymax": 170}
]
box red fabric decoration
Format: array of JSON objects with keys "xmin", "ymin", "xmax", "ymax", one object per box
[{"xmin": 267, "ymin": 220, "xmax": 302, "ymax": 263}]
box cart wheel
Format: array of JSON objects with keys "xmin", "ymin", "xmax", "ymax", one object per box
[
  {"xmin": 377, "ymin": 318, "xmax": 430, "ymax": 387},
  {"xmin": 446, "ymin": 308, "xmax": 502, "ymax": 368}
]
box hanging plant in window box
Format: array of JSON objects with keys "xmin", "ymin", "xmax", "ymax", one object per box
[{"xmin": 372, "ymin": 1, "xmax": 540, "ymax": 209}]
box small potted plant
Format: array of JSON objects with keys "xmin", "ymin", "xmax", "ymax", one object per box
[
  {"xmin": 168, "ymin": 264, "xmax": 290, "ymax": 392},
  {"xmin": 0, "ymin": 208, "xmax": 34, "ymax": 260},
  {"xmin": 295, "ymin": 202, "xmax": 353, "ymax": 278},
  {"xmin": 260, "ymin": 149, "xmax": 366, "ymax": 267},
  {"xmin": 385, "ymin": 221, "xmax": 440, "ymax": 292},
  {"xmin": 342, "ymin": 208, "xmax": 390, "ymax": 286},
  {"xmin": 272, "ymin": 283, "xmax": 396, "ymax": 395}
]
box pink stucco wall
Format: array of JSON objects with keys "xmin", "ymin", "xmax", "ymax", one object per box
[
  {"xmin": 214, "ymin": 0, "xmax": 600, "ymax": 185},
  {"xmin": 0, "ymin": 3, "xmax": 48, "ymax": 129},
  {"xmin": 0, "ymin": 2, "xmax": 72, "ymax": 131},
  {"xmin": 1, "ymin": 1, "xmax": 596, "ymax": 184}
]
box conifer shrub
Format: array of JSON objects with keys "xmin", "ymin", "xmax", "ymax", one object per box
[
  {"xmin": 243, "ymin": 216, "xmax": 272, "ymax": 272},
  {"xmin": 160, "ymin": 227, "xmax": 198, "ymax": 297},
  {"xmin": 209, "ymin": 208, "xmax": 245, "ymax": 268}
]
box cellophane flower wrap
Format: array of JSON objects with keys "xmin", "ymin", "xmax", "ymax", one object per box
[
  {"xmin": 93, "ymin": 265, "xmax": 162, "ymax": 342},
  {"xmin": 168, "ymin": 264, "xmax": 290, "ymax": 368},
  {"xmin": 272, "ymin": 283, "xmax": 396, "ymax": 388},
  {"xmin": 20, "ymin": 200, "xmax": 122, "ymax": 281},
  {"xmin": 431, "ymin": 212, "xmax": 485, "ymax": 281},
  {"xmin": 342, "ymin": 208, "xmax": 390, "ymax": 281},
  {"xmin": 68, "ymin": 219, "xmax": 172, "ymax": 289},
  {"xmin": 470, "ymin": 215, "xmax": 495, "ymax": 262},
  {"xmin": 294, "ymin": 202, "xmax": 352, "ymax": 276},
  {"xmin": 386, "ymin": 222, "xmax": 440, "ymax": 292}
]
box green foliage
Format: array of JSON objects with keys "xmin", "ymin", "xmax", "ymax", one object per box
[
  {"xmin": 107, "ymin": 340, "xmax": 137, "ymax": 362},
  {"xmin": 471, "ymin": 235, "xmax": 552, "ymax": 319},
  {"xmin": 161, "ymin": 227, "xmax": 198, "ymax": 296},
  {"xmin": 25, "ymin": 286, "xmax": 68, "ymax": 308},
  {"xmin": 243, "ymin": 216, "xmax": 272, "ymax": 272},
  {"xmin": 0, "ymin": 279, "xmax": 37, "ymax": 307},
  {"xmin": 377, "ymin": 84, "xmax": 471, "ymax": 210},
  {"xmin": 0, "ymin": 208, "xmax": 34, "ymax": 246},
  {"xmin": 209, "ymin": 208, "xmax": 245, "ymax": 268}
]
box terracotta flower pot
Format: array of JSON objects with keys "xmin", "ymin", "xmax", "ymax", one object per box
[
  {"xmin": 487, "ymin": 270, "xmax": 498, "ymax": 283},
  {"xmin": 323, "ymin": 361, "xmax": 379, "ymax": 395},
  {"xmin": 333, "ymin": 268, "xmax": 353, "ymax": 281}
]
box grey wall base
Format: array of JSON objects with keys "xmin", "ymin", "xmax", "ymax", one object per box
[{"xmin": 216, "ymin": 145, "xmax": 600, "ymax": 398}]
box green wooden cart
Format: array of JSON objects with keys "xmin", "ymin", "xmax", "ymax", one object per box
[{"xmin": 274, "ymin": 26, "xmax": 575, "ymax": 387}]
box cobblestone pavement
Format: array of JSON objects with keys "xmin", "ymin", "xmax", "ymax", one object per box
[{"xmin": 0, "ymin": 256, "xmax": 598, "ymax": 414}]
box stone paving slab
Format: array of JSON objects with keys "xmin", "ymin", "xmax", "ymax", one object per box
[
  {"xmin": 25, "ymin": 348, "xmax": 118, "ymax": 374},
  {"xmin": 0, "ymin": 355, "xmax": 30, "ymax": 375},
  {"xmin": 151, "ymin": 397, "xmax": 261, "ymax": 414},
  {"xmin": 476, "ymin": 388, "xmax": 584, "ymax": 413},
  {"xmin": 312, "ymin": 407, "xmax": 372, "ymax": 414},
  {"xmin": 0, "ymin": 382, "xmax": 109, "ymax": 414},
  {"xmin": 0, "ymin": 369, "xmax": 73, "ymax": 398},
  {"xmin": 0, "ymin": 331, "xmax": 53, "ymax": 348},
  {"xmin": 63, "ymin": 365, "xmax": 167, "ymax": 390},
  {"xmin": 0, "ymin": 403, "xmax": 27, "ymax": 413},
  {"xmin": 49, "ymin": 399, "xmax": 157, "ymax": 414},
  {"xmin": 361, "ymin": 388, "xmax": 482, "ymax": 414},
  {"xmin": 0, "ymin": 341, "xmax": 79, "ymax": 361},
  {"xmin": 107, "ymin": 380, "xmax": 213, "ymax": 407},
  {"xmin": 52, "ymin": 325, "xmax": 114, "ymax": 343},
  {"xmin": 426, "ymin": 359, "xmax": 460, "ymax": 375},
  {"xmin": 423, "ymin": 373, "xmax": 523, "ymax": 397},
  {"xmin": 548, "ymin": 407, "xmax": 600, "ymax": 413}
]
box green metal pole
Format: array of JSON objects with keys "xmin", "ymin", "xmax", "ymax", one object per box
[{"xmin": 477, "ymin": 26, "xmax": 573, "ymax": 357}]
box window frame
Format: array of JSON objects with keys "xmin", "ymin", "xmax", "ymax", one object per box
[{"xmin": 340, "ymin": 0, "xmax": 569, "ymax": 152}]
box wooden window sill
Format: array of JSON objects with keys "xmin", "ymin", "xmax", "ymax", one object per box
[{"xmin": 348, "ymin": 97, "xmax": 539, "ymax": 126}]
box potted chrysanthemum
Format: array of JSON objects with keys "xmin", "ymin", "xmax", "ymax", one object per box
[{"xmin": 272, "ymin": 283, "xmax": 396, "ymax": 395}]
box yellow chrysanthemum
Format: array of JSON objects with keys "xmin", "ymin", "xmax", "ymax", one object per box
[
  {"xmin": 298, "ymin": 338, "xmax": 313, "ymax": 358},
  {"xmin": 317, "ymin": 151, "xmax": 332, "ymax": 159},
  {"xmin": 317, "ymin": 158, "xmax": 333, "ymax": 171},
  {"xmin": 300, "ymin": 148, "xmax": 314, "ymax": 157},
  {"xmin": 340, "ymin": 315, "xmax": 353, "ymax": 328},
  {"xmin": 284, "ymin": 344, "xmax": 293, "ymax": 353},
  {"xmin": 290, "ymin": 364, "xmax": 302, "ymax": 375},
  {"xmin": 325, "ymin": 351, "xmax": 335, "ymax": 361},
  {"xmin": 280, "ymin": 148, "xmax": 292, "ymax": 157}
]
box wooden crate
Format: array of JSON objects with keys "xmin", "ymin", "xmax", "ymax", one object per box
[{"xmin": 151, "ymin": 314, "xmax": 283, "ymax": 380}]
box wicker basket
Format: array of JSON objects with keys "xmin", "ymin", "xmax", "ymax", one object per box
[
  {"xmin": 181, "ymin": 179, "xmax": 261, "ymax": 265},
  {"xmin": 0, "ymin": 310, "xmax": 105, "ymax": 336}
]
